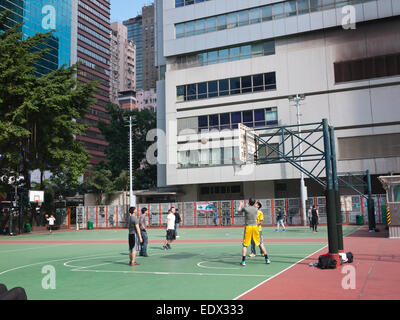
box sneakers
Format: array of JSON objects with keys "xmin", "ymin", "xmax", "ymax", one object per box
[
  {"xmin": 282, "ymin": 229, "xmax": 286, "ymax": 232},
  {"xmin": 274, "ymin": 229, "xmax": 278, "ymax": 232},
  {"xmin": 129, "ymin": 261, "xmax": 140, "ymax": 267},
  {"xmin": 240, "ymin": 261, "xmax": 246, "ymax": 266},
  {"xmin": 249, "ymin": 253, "xmax": 256, "ymax": 257},
  {"xmin": 265, "ymin": 258, "xmax": 271, "ymax": 264}
]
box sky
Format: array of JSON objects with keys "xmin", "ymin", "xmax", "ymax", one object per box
[{"xmin": 110, "ymin": 0, "xmax": 154, "ymax": 23}]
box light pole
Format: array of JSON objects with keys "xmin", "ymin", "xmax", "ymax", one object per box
[
  {"xmin": 129, "ymin": 109, "xmax": 135, "ymax": 208},
  {"xmin": 289, "ymin": 94, "xmax": 307, "ymax": 226}
]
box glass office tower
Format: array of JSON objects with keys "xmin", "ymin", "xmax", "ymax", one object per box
[{"xmin": 0, "ymin": 0, "xmax": 75, "ymax": 74}]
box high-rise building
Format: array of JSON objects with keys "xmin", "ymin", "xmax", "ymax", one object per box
[
  {"xmin": 76, "ymin": 0, "xmax": 111, "ymax": 165},
  {"xmin": 124, "ymin": 15, "xmax": 143, "ymax": 90},
  {"xmin": 1, "ymin": 0, "xmax": 113, "ymax": 167},
  {"xmin": 141, "ymin": 4, "xmax": 157, "ymax": 91},
  {"xmin": 0, "ymin": 0, "xmax": 76, "ymax": 75},
  {"xmin": 110, "ymin": 21, "xmax": 136, "ymax": 105},
  {"xmin": 124, "ymin": 3, "xmax": 157, "ymax": 92},
  {"xmin": 155, "ymin": 0, "xmax": 400, "ymax": 202}
]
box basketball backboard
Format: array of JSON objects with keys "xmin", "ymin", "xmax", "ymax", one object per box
[{"xmin": 29, "ymin": 190, "xmax": 44, "ymax": 204}]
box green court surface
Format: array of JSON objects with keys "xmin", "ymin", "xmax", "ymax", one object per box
[{"xmin": 0, "ymin": 226, "xmax": 359, "ymax": 300}]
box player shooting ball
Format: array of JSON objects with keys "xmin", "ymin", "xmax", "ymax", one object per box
[{"xmin": 238, "ymin": 198, "xmax": 270, "ymax": 266}]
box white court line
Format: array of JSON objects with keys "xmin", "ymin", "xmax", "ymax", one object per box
[
  {"xmin": 0, "ymin": 243, "xmax": 74, "ymax": 254},
  {"xmin": 233, "ymin": 244, "xmax": 328, "ymax": 300},
  {"xmin": 0, "ymin": 252, "xmax": 119, "ymax": 276}
]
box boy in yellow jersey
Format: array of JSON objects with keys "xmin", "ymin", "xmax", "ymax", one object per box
[
  {"xmin": 238, "ymin": 198, "xmax": 270, "ymax": 266},
  {"xmin": 250, "ymin": 201, "xmax": 264, "ymax": 257}
]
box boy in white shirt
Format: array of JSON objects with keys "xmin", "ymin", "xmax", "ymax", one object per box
[
  {"xmin": 162, "ymin": 209, "xmax": 176, "ymax": 250},
  {"xmin": 47, "ymin": 215, "xmax": 56, "ymax": 233}
]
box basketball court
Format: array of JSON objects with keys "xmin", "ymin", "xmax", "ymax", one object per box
[{"xmin": 0, "ymin": 225, "xmax": 366, "ymax": 300}]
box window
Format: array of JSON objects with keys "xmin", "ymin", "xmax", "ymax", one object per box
[
  {"xmin": 323, "ymin": 0, "xmax": 336, "ymax": 9},
  {"xmin": 266, "ymin": 107, "xmax": 278, "ymax": 124},
  {"xmin": 208, "ymin": 80, "xmax": 218, "ymax": 98},
  {"xmin": 175, "ymin": 0, "xmax": 185, "ymax": 7},
  {"xmin": 209, "ymin": 114, "xmax": 219, "ymax": 130},
  {"xmin": 227, "ymin": 12, "xmax": 238, "ymax": 29},
  {"xmin": 272, "ymin": 3, "xmax": 285, "ymax": 19},
  {"xmin": 254, "ymin": 109, "xmax": 266, "ymax": 127},
  {"xmin": 187, "ymin": 83, "xmax": 197, "ymax": 100},
  {"xmin": 241, "ymin": 76, "xmax": 252, "ymax": 93},
  {"xmin": 198, "ymin": 82, "xmax": 207, "ymax": 99},
  {"xmin": 230, "ymin": 77, "xmax": 241, "ymax": 95},
  {"xmin": 219, "ymin": 79, "xmax": 229, "ymax": 96},
  {"xmin": 285, "ymin": 1, "xmax": 297, "ymax": 17},
  {"xmin": 177, "ymin": 85, "xmax": 186, "ymax": 102},
  {"xmin": 217, "ymin": 15, "xmax": 227, "ymax": 31},
  {"xmin": 310, "ymin": 0, "xmax": 324, "ymax": 12},
  {"xmin": 195, "ymin": 19, "xmax": 205, "ymax": 35},
  {"xmin": 265, "ymin": 72, "xmax": 277, "ymax": 90},
  {"xmin": 219, "ymin": 48, "xmax": 229, "ymax": 63},
  {"xmin": 198, "ymin": 116, "xmax": 208, "ymax": 130},
  {"xmin": 243, "ymin": 110, "xmax": 253, "ymax": 127},
  {"xmin": 262, "ymin": 6, "xmax": 273, "ymax": 21},
  {"xmin": 229, "ymin": 47, "xmax": 240, "ymax": 62},
  {"xmin": 249, "ymin": 8, "xmax": 261, "ymax": 24},
  {"xmin": 240, "ymin": 45, "xmax": 252, "ymax": 60},
  {"xmin": 252, "ymin": 74, "xmax": 264, "ymax": 92},
  {"xmin": 185, "ymin": 0, "xmax": 194, "ymax": 5},
  {"xmin": 185, "ymin": 21, "xmax": 195, "ymax": 37},
  {"xmin": 220, "ymin": 113, "xmax": 230, "ymax": 130},
  {"xmin": 206, "ymin": 17, "xmax": 217, "ymax": 32},
  {"xmin": 231, "ymin": 112, "xmax": 242, "ymax": 129},
  {"xmin": 207, "ymin": 51, "xmax": 218, "ymax": 65},
  {"xmin": 238, "ymin": 10, "xmax": 249, "ymax": 27},
  {"xmin": 263, "ymin": 41, "xmax": 275, "ymax": 55},
  {"xmin": 297, "ymin": 0, "xmax": 310, "ymax": 14},
  {"xmin": 252, "ymin": 43, "xmax": 263, "ymax": 57}
]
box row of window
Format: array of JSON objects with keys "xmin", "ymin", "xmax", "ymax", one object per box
[
  {"xmin": 177, "ymin": 72, "xmax": 276, "ymax": 102},
  {"xmin": 78, "ymin": 22, "xmax": 110, "ymax": 44},
  {"xmin": 334, "ymin": 53, "xmax": 400, "ymax": 83},
  {"xmin": 88, "ymin": 0, "xmax": 109, "ymax": 13},
  {"xmin": 174, "ymin": 40, "xmax": 275, "ymax": 70},
  {"xmin": 197, "ymin": 107, "xmax": 278, "ymax": 132},
  {"xmin": 175, "ymin": 0, "xmax": 212, "ymax": 8},
  {"xmin": 78, "ymin": 11, "xmax": 110, "ymax": 34},
  {"xmin": 178, "ymin": 143, "xmax": 280, "ymax": 168},
  {"xmin": 176, "ymin": 0, "xmax": 373, "ymax": 39},
  {"xmin": 77, "ymin": 57, "xmax": 110, "ymax": 76},
  {"xmin": 79, "ymin": 1, "xmax": 109, "ymax": 24},
  {"xmin": 78, "ymin": 34, "xmax": 110, "ymax": 55},
  {"xmin": 78, "ymin": 45, "xmax": 110, "ymax": 65}
]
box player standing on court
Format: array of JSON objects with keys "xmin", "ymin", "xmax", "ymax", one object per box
[
  {"xmin": 250, "ymin": 201, "xmax": 264, "ymax": 257},
  {"xmin": 238, "ymin": 198, "xmax": 270, "ymax": 266},
  {"xmin": 162, "ymin": 208, "xmax": 176, "ymax": 250},
  {"xmin": 128, "ymin": 207, "xmax": 143, "ymax": 266}
]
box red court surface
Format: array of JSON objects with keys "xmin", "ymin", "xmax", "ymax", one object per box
[{"xmin": 237, "ymin": 226, "xmax": 400, "ymax": 300}]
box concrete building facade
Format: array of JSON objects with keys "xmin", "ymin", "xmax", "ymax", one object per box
[
  {"xmin": 156, "ymin": 0, "xmax": 400, "ymax": 201},
  {"xmin": 110, "ymin": 21, "xmax": 136, "ymax": 104}
]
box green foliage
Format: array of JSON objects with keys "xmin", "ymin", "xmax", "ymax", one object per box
[
  {"xmin": 0, "ymin": 10, "xmax": 96, "ymax": 192},
  {"xmin": 83, "ymin": 168, "xmax": 114, "ymax": 205},
  {"xmin": 97, "ymin": 103, "xmax": 157, "ymax": 191}
]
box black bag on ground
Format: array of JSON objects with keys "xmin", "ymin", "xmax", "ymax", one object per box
[
  {"xmin": 317, "ymin": 255, "xmax": 337, "ymax": 269},
  {"xmin": 346, "ymin": 252, "xmax": 354, "ymax": 263}
]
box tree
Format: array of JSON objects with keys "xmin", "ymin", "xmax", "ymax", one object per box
[
  {"xmin": 97, "ymin": 103, "xmax": 157, "ymax": 190},
  {"xmin": 0, "ymin": 10, "xmax": 96, "ymax": 192},
  {"xmin": 82, "ymin": 168, "xmax": 114, "ymax": 205}
]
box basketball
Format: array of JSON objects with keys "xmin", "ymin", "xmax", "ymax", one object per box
[{"xmin": 201, "ymin": 137, "xmax": 208, "ymax": 144}]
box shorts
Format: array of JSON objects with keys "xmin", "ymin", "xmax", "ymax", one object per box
[
  {"xmin": 129, "ymin": 234, "xmax": 140, "ymax": 252},
  {"xmin": 166, "ymin": 229, "xmax": 176, "ymax": 241},
  {"xmin": 243, "ymin": 226, "xmax": 260, "ymax": 247}
]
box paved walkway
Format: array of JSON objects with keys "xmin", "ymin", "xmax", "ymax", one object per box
[{"xmin": 237, "ymin": 226, "xmax": 400, "ymax": 300}]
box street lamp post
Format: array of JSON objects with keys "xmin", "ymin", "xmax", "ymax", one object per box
[
  {"xmin": 129, "ymin": 109, "xmax": 135, "ymax": 208},
  {"xmin": 289, "ymin": 94, "xmax": 307, "ymax": 226}
]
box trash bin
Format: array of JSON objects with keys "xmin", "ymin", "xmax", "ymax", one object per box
[
  {"xmin": 356, "ymin": 215, "xmax": 364, "ymax": 225},
  {"xmin": 25, "ymin": 223, "xmax": 31, "ymax": 233},
  {"xmin": 88, "ymin": 221, "xmax": 93, "ymax": 230}
]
